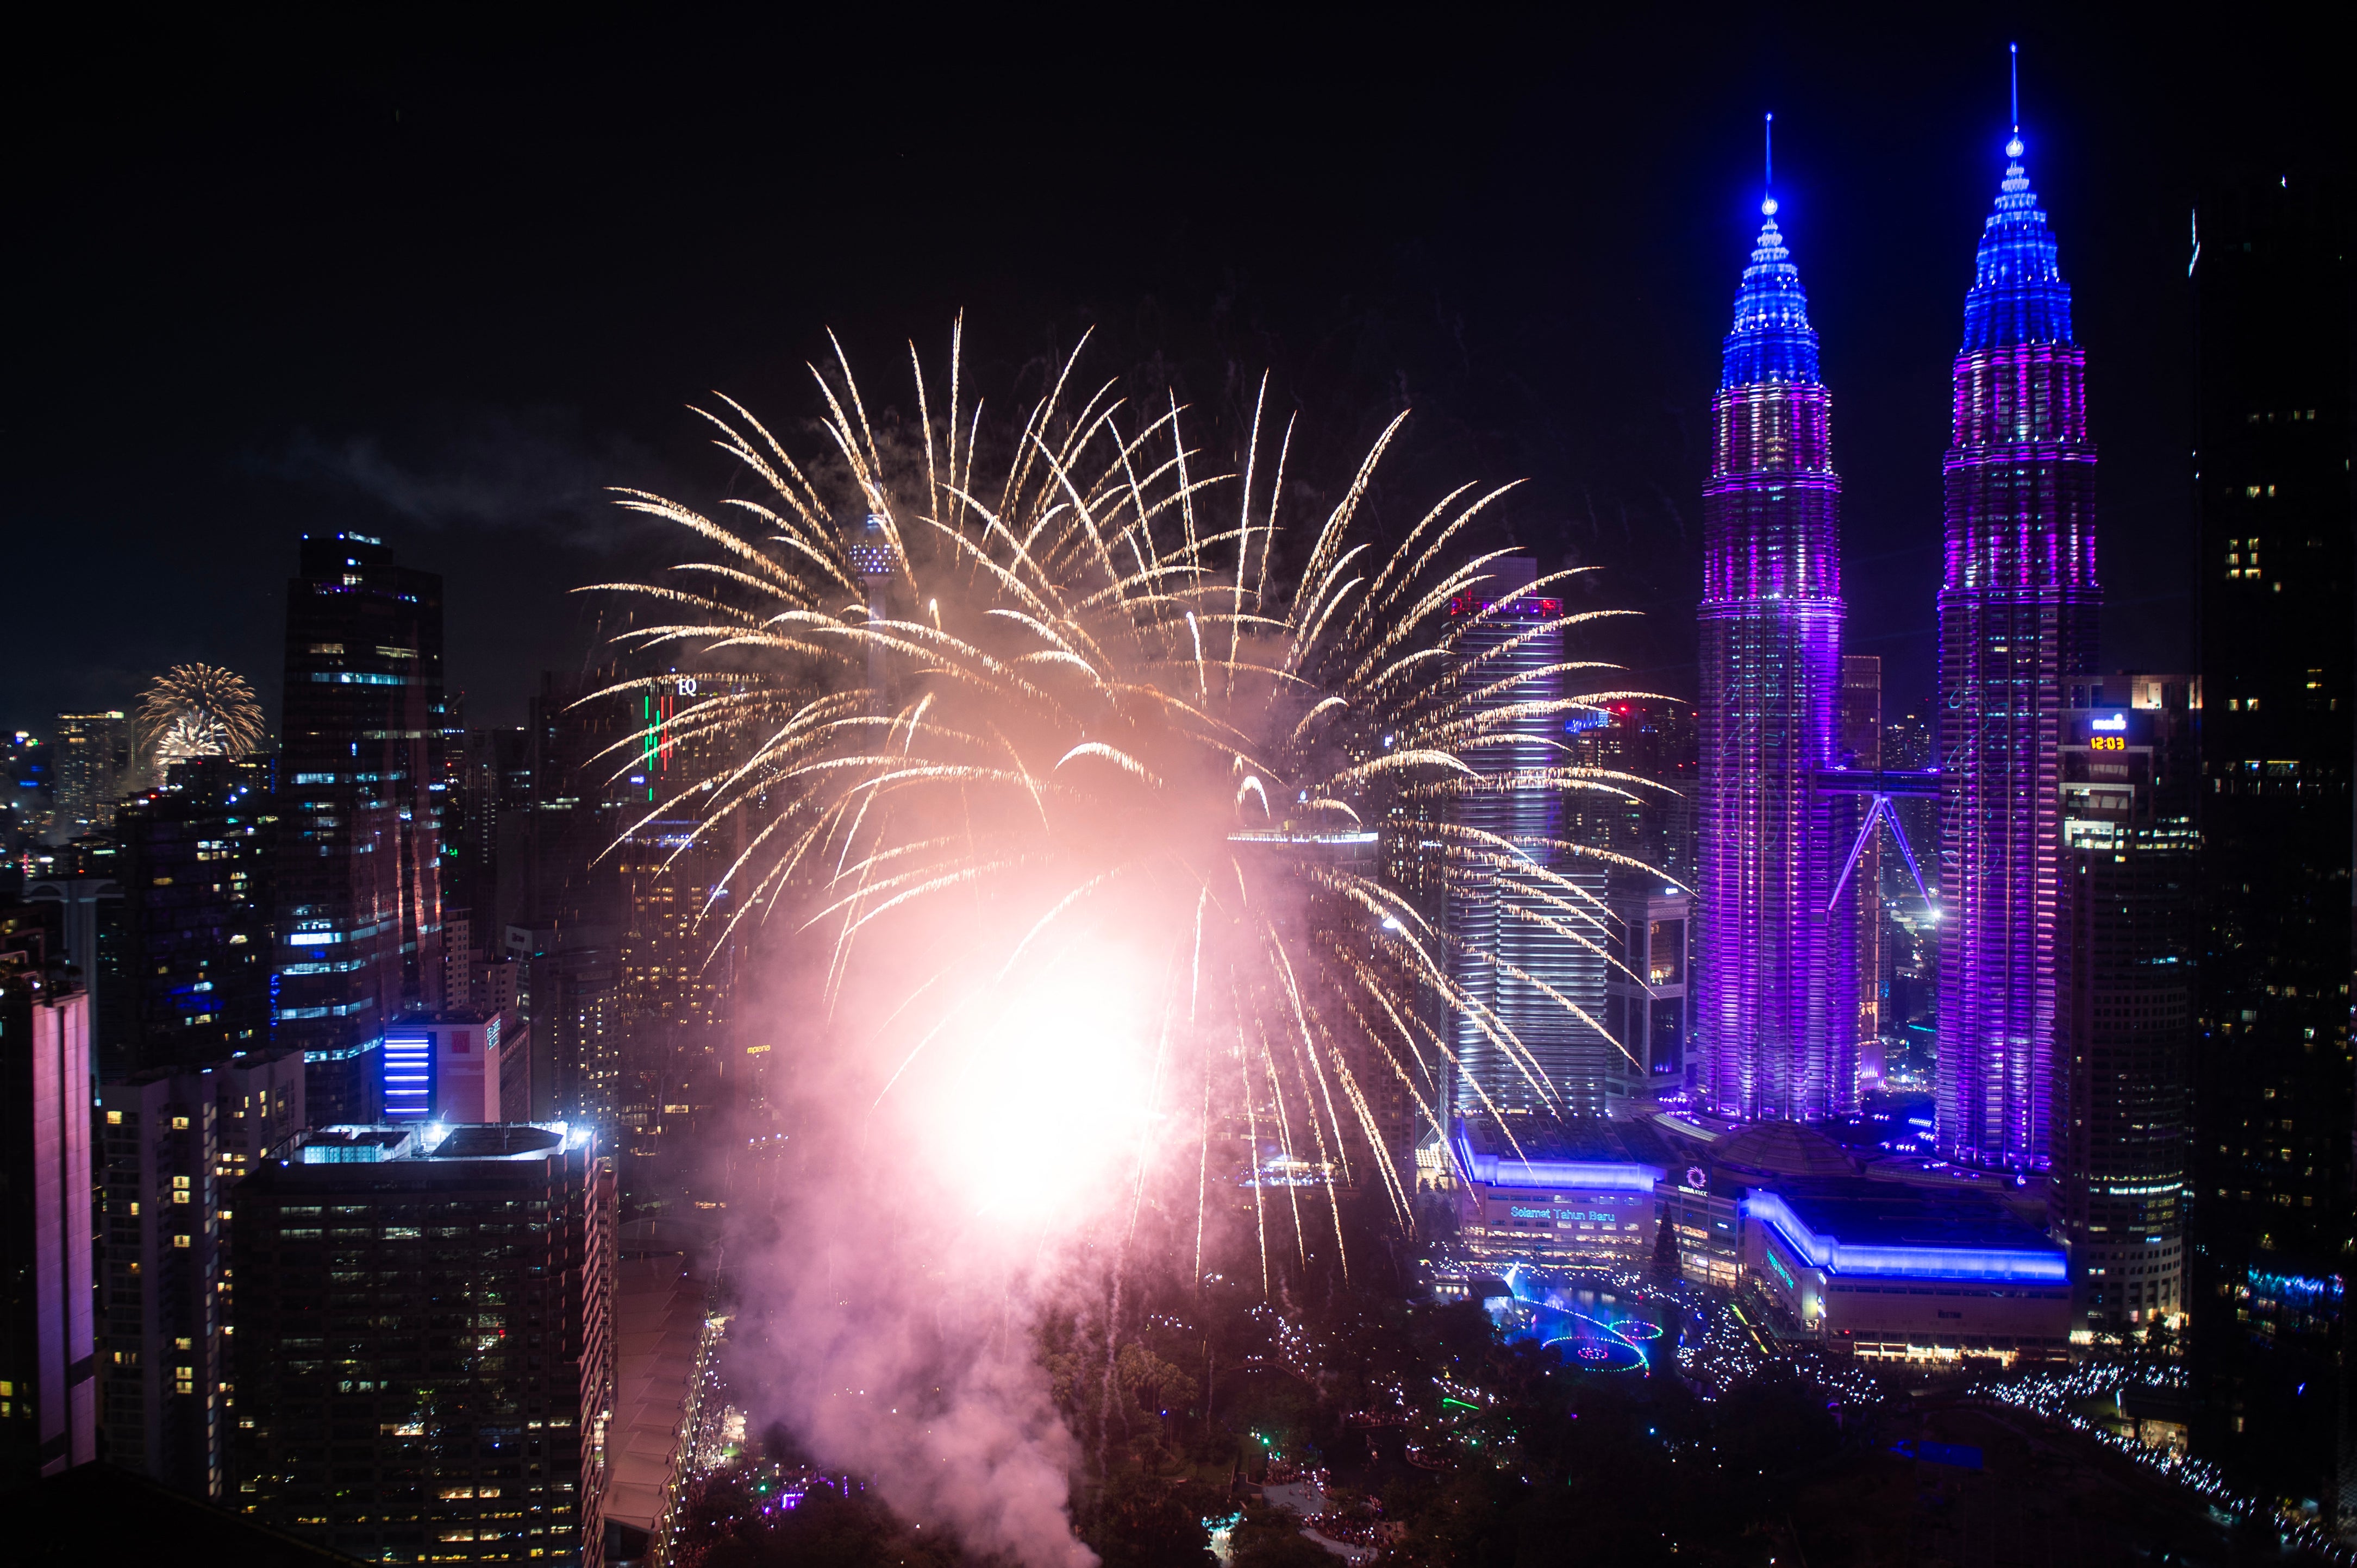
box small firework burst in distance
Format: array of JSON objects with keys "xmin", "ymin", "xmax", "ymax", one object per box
[{"xmin": 138, "ymin": 662, "xmax": 265, "ymax": 768}]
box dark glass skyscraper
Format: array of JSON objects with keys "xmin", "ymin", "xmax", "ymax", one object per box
[
  {"xmin": 1935, "ymin": 128, "xmax": 2099, "ymax": 1170},
  {"xmin": 1696, "ymin": 202, "xmax": 1850, "ymax": 1122},
  {"xmin": 111, "ymin": 756, "xmax": 276, "ymax": 1075},
  {"xmin": 275, "ymin": 532, "xmax": 447, "ymax": 1123},
  {"xmin": 2187, "ymin": 169, "xmax": 2352, "ymax": 1516}
]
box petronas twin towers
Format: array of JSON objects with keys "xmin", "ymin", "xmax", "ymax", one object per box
[
  {"xmin": 1696, "ymin": 207, "xmax": 1851, "ymax": 1122},
  {"xmin": 1696, "ymin": 116, "xmax": 2100, "ymax": 1169}
]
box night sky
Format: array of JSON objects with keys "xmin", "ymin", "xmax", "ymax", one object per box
[{"xmin": 7, "ymin": 11, "xmax": 2334, "ymax": 736}]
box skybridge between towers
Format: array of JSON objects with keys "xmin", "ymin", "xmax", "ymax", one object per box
[{"xmin": 1814, "ymin": 767, "xmax": 1939, "ymax": 917}]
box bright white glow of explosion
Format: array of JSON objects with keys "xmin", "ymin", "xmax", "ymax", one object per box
[{"xmin": 923, "ymin": 937, "xmax": 1161, "ymax": 1231}]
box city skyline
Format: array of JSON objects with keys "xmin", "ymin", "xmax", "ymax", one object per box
[
  {"xmin": 3, "ymin": 15, "xmax": 2347, "ymax": 1564},
  {"xmin": 9, "ymin": 16, "xmax": 2329, "ymax": 738}
]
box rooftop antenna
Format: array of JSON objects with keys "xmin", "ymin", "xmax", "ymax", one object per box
[
  {"xmin": 1762, "ymin": 112, "xmax": 1777, "ymax": 216},
  {"xmin": 2006, "ymin": 42, "xmax": 2024, "ymax": 159}
]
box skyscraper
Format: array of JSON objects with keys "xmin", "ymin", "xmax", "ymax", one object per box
[
  {"xmin": 275, "ymin": 532, "xmax": 448, "ymax": 1124},
  {"xmin": 1696, "ymin": 193, "xmax": 1851, "ymax": 1122},
  {"xmin": 1934, "ymin": 123, "xmax": 2099, "ymax": 1170},
  {"xmin": 2186, "ymin": 167, "xmax": 2352, "ymax": 1514},
  {"xmin": 1, "ymin": 926, "xmax": 97, "ymax": 1484},
  {"xmin": 1445, "ymin": 554, "xmax": 1616, "ymax": 1117},
  {"xmin": 2051, "ymin": 699, "xmax": 2195, "ymax": 1335},
  {"xmin": 231, "ymin": 1122, "xmax": 613, "ymax": 1563},
  {"xmin": 54, "ymin": 711, "xmax": 132, "ymax": 835},
  {"xmin": 498, "ymin": 670, "xmax": 640, "ymax": 1124},
  {"xmin": 109, "ymin": 756, "xmax": 276, "ymax": 1076},
  {"xmin": 95, "ymin": 1061, "xmax": 305, "ymax": 1500}
]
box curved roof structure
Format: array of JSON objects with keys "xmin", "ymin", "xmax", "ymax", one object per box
[{"xmin": 1711, "ymin": 1119, "xmax": 1858, "ymax": 1178}]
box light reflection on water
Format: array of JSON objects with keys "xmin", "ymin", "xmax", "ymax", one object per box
[{"xmin": 1483, "ymin": 1268, "xmax": 1683, "ymax": 1375}]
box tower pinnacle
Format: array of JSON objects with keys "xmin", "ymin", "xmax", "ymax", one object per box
[{"xmin": 2007, "ymin": 42, "xmax": 2024, "ymax": 159}]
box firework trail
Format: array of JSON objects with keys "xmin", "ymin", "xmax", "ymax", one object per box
[
  {"xmin": 589, "ymin": 324, "xmax": 1671, "ymax": 1563},
  {"xmin": 138, "ymin": 663, "xmax": 265, "ymax": 773}
]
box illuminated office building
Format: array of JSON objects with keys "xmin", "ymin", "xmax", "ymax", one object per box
[
  {"xmin": 1445, "ymin": 554, "xmax": 1616, "ymax": 1116},
  {"xmin": 1605, "ymin": 885, "xmax": 1692, "ymax": 1092},
  {"xmin": 1696, "ymin": 193, "xmax": 1853, "ymax": 1121},
  {"xmin": 377, "ymin": 1011, "xmax": 530, "ymax": 1125},
  {"xmin": 1561, "ymin": 701, "xmax": 1698, "ymax": 889},
  {"xmin": 54, "ymin": 711, "xmax": 133, "ymax": 835},
  {"xmin": 2051, "ymin": 701, "xmax": 2194, "ymax": 1334},
  {"xmin": 7, "ymin": 730, "xmax": 56, "ymax": 844},
  {"xmin": 232, "ymin": 1122, "xmax": 614, "ymax": 1564},
  {"xmin": 94, "ymin": 1049, "xmax": 304, "ymax": 1500},
  {"xmin": 274, "ymin": 532, "xmax": 449, "ymax": 1124},
  {"xmin": 1934, "ymin": 124, "xmax": 2099, "ymax": 1170}
]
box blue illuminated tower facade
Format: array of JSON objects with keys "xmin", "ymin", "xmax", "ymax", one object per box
[
  {"xmin": 1934, "ymin": 130, "xmax": 2099, "ymax": 1169},
  {"xmin": 1697, "ymin": 203, "xmax": 1853, "ymax": 1121}
]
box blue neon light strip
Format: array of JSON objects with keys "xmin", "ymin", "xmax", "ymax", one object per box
[
  {"xmin": 382, "ymin": 1035, "xmax": 432, "ymax": 1121},
  {"xmin": 1741, "ymin": 1191, "xmax": 2066, "ymax": 1283},
  {"xmin": 1458, "ymin": 1137, "xmax": 1662, "ymax": 1194}
]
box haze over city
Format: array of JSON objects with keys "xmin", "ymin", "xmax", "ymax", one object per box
[{"xmin": 4, "ymin": 11, "xmax": 2346, "ymax": 1568}]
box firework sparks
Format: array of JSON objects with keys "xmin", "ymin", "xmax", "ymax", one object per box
[
  {"xmin": 596, "ymin": 323, "xmax": 1673, "ymax": 1242},
  {"xmin": 137, "ymin": 662, "xmax": 265, "ymax": 772},
  {"xmin": 590, "ymin": 327, "xmax": 1674, "ymax": 1563}
]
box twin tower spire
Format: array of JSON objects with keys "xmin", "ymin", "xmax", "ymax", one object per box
[{"xmin": 1695, "ymin": 67, "xmax": 2099, "ymax": 1172}]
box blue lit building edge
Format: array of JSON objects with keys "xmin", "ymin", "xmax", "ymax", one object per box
[
  {"xmin": 1741, "ymin": 1189, "xmax": 2067, "ymax": 1283},
  {"xmin": 1456, "ymin": 1137, "xmax": 1663, "ymax": 1194}
]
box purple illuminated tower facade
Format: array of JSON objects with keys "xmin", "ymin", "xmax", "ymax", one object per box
[
  {"xmin": 1697, "ymin": 204, "xmax": 1853, "ymax": 1121},
  {"xmin": 1934, "ymin": 130, "xmax": 2099, "ymax": 1169}
]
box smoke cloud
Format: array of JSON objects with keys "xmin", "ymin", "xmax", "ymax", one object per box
[
  {"xmin": 721, "ymin": 918, "xmax": 1180, "ymax": 1566},
  {"xmin": 272, "ymin": 406, "xmax": 664, "ymax": 551}
]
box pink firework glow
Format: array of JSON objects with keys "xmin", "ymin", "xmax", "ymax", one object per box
[{"xmin": 590, "ymin": 323, "xmax": 1669, "ymax": 1563}]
